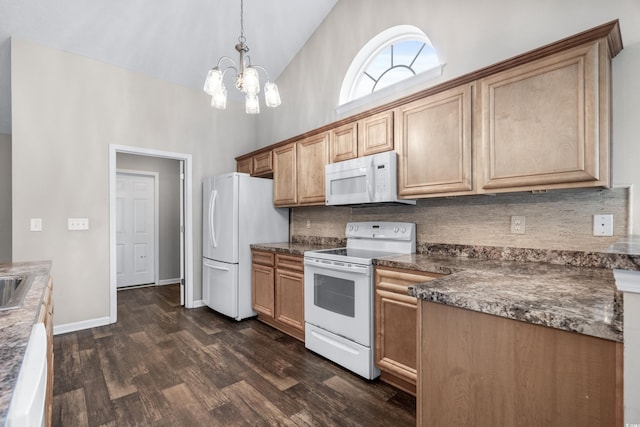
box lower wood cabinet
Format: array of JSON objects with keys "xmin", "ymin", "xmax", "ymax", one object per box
[
  {"xmin": 374, "ymin": 267, "xmax": 441, "ymax": 395},
  {"xmin": 417, "ymin": 301, "xmax": 623, "ymax": 427},
  {"xmin": 37, "ymin": 276, "xmax": 54, "ymax": 427},
  {"xmin": 252, "ymin": 250, "xmax": 305, "ymax": 341}
]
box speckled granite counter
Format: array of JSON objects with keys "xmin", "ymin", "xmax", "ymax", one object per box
[
  {"xmin": 0, "ymin": 261, "xmax": 52, "ymax": 424},
  {"xmin": 375, "ymin": 253, "xmax": 622, "ymax": 342},
  {"xmin": 254, "ymin": 238, "xmax": 635, "ymax": 343}
]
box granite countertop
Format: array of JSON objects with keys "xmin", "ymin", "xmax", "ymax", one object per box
[
  {"xmin": 375, "ymin": 254, "xmax": 622, "ymax": 343},
  {"xmin": 253, "ymin": 241, "xmax": 625, "ymax": 342},
  {"xmin": 0, "ymin": 261, "xmax": 52, "ymax": 424}
]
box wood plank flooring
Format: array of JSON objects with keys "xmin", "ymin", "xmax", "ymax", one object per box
[{"xmin": 53, "ymin": 284, "xmax": 416, "ymax": 426}]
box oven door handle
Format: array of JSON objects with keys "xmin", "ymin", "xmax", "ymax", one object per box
[{"xmin": 304, "ymin": 259, "xmax": 370, "ymax": 275}]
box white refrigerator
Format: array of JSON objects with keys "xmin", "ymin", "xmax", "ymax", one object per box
[{"xmin": 202, "ymin": 173, "xmax": 289, "ymax": 320}]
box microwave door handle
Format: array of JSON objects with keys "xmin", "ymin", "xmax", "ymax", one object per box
[
  {"xmin": 367, "ymin": 159, "xmax": 375, "ymax": 201},
  {"xmin": 209, "ymin": 190, "xmax": 218, "ymax": 248}
]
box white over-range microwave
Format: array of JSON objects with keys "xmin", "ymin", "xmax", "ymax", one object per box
[{"xmin": 325, "ymin": 151, "xmax": 416, "ymax": 206}]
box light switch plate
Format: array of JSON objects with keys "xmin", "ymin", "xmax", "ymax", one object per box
[
  {"xmin": 68, "ymin": 218, "xmax": 89, "ymax": 231},
  {"xmin": 30, "ymin": 218, "xmax": 42, "ymax": 232},
  {"xmin": 593, "ymin": 214, "xmax": 613, "ymax": 236}
]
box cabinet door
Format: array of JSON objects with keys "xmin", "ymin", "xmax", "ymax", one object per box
[
  {"xmin": 396, "ymin": 84, "xmax": 473, "ymax": 197},
  {"xmin": 359, "ymin": 110, "xmax": 394, "ymax": 156},
  {"xmin": 252, "ymin": 262, "xmax": 275, "ymax": 317},
  {"xmin": 478, "ymin": 40, "xmax": 609, "ymax": 192},
  {"xmin": 253, "ymin": 151, "xmax": 273, "ymax": 176},
  {"xmin": 296, "ymin": 133, "xmax": 329, "ymax": 205},
  {"xmin": 330, "ymin": 122, "xmax": 358, "ymax": 163},
  {"xmin": 236, "ymin": 157, "xmax": 252, "ymax": 175},
  {"xmin": 273, "ymin": 143, "xmax": 297, "ymax": 206},
  {"xmin": 375, "ymin": 267, "xmax": 440, "ymax": 395},
  {"xmin": 275, "ymin": 269, "xmax": 305, "ymax": 334},
  {"xmin": 418, "ymin": 301, "xmax": 622, "ymax": 426}
]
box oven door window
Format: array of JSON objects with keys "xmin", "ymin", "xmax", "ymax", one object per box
[{"xmin": 313, "ymin": 274, "xmax": 355, "ymax": 317}]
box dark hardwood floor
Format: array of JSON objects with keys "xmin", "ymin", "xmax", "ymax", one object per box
[{"xmin": 53, "ymin": 284, "xmax": 416, "ymax": 426}]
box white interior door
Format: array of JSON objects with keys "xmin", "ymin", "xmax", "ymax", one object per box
[{"xmin": 116, "ymin": 172, "xmax": 156, "ymax": 288}]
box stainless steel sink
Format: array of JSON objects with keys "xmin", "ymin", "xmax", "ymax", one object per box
[{"xmin": 0, "ymin": 275, "xmax": 32, "ymax": 310}]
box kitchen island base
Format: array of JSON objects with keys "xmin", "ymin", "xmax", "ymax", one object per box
[{"xmin": 417, "ymin": 301, "xmax": 622, "ymax": 427}]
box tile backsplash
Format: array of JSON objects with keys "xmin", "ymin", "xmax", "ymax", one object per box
[{"xmin": 291, "ymin": 187, "xmax": 630, "ymax": 252}]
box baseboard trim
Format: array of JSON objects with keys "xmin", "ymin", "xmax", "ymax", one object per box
[
  {"xmin": 53, "ymin": 316, "xmax": 111, "ymax": 335},
  {"xmin": 157, "ymin": 278, "xmax": 181, "ymax": 286},
  {"xmin": 193, "ymin": 299, "xmax": 206, "ymax": 308}
]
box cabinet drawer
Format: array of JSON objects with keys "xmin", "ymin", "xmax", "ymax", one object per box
[
  {"xmin": 252, "ymin": 250, "xmax": 274, "ymax": 266},
  {"xmin": 276, "ymin": 254, "xmax": 303, "ymax": 272}
]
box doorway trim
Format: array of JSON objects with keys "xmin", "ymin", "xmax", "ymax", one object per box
[
  {"xmin": 109, "ymin": 144, "xmax": 194, "ymax": 323},
  {"xmin": 116, "ymin": 169, "xmax": 160, "ymax": 288}
]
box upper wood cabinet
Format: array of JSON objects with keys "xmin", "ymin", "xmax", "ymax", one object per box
[
  {"xmin": 329, "ymin": 110, "xmax": 394, "ymax": 163},
  {"xmin": 396, "ymin": 84, "xmax": 473, "ymax": 198},
  {"xmin": 296, "ymin": 132, "xmax": 330, "ymax": 205},
  {"xmin": 236, "ymin": 157, "xmax": 252, "ymax": 175},
  {"xmin": 273, "ymin": 132, "xmax": 329, "ymax": 207},
  {"xmin": 273, "ymin": 143, "xmax": 297, "ymax": 206},
  {"xmin": 329, "ymin": 122, "xmax": 358, "ymax": 163},
  {"xmin": 239, "ymin": 22, "xmax": 621, "ymax": 202},
  {"xmin": 477, "ymin": 38, "xmax": 612, "ymax": 192},
  {"xmin": 252, "ymin": 151, "xmax": 273, "ymax": 176},
  {"xmin": 359, "ymin": 110, "xmax": 394, "ymax": 156},
  {"xmin": 236, "ymin": 151, "xmax": 273, "ymax": 177}
]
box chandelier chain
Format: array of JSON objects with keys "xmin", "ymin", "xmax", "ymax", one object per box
[{"xmin": 239, "ymin": 0, "xmax": 245, "ymax": 44}]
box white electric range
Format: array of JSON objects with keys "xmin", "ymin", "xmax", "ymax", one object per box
[{"xmin": 303, "ymin": 221, "xmax": 416, "ymax": 379}]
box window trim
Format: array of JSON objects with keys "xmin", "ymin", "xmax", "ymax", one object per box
[{"xmin": 338, "ymin": 25, "xmax": 443, "ymax": 114}]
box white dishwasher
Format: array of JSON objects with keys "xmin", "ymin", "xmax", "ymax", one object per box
[{"xmin": 7, "ymin": 323, "xmax": 47, "ymax": 427}]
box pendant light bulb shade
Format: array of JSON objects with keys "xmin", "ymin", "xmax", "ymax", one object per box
[
  {"xmin": 211, "ymin": 85, "xmax": 227, "ymax": 109},
  {"xmin": 242, "ymin": 67, "xmax": 260, "ymax": 95},
  {"xmin": 264, "ymin": 81, "xmax": 281, "ymax": 107},
  {"xmin": 245, "ymin": 94, "xmax": 260, "ymax": 114},
  {"xmin": 203, "ymin": 0, "xmax": 280, "ymax": 113},
  {"xmin": 203, "ymin": 68, "xmax": 223, "ymax": 96}
]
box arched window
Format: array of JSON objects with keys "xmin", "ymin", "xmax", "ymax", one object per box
[{"xmin": 339, "ymin": 25, "xmax": 444, "ymax": 112}]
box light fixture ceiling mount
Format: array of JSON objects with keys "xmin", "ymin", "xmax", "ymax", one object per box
[{"xmin": 203, "ymin": 0, "xmax": 281, "ymax": 114}]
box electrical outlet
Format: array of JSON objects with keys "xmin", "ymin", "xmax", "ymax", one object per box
[
  {"xmin": 68, "ymin": 218, "xmax": 89, "ymax": 231},
  {"xmin": 306, "ymin": 219, "xmax": 311, "ymax": 229},
  {"xmin": 593, "ymin": 214, "xmax": 613, "ymax": 236},
  {"xmin": 510, "ymin": 216, "xmax": 525, "ymax": 234}
]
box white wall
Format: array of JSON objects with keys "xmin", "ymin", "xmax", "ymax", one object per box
[
  {"xmin": 257, "ymin": 0, "xmax": 640, "ymax": 233},
  {"xmin": 11, "ymin": 38, "xmax": 257, "ymax": 326},
  {"xmin": 0, "ymin": 132, "xmax": 10, "ymax": 262}
]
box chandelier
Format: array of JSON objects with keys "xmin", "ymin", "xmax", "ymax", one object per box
[{"xmin": 203, "ymin": 0, "xmax": 281, "ymax": 114}]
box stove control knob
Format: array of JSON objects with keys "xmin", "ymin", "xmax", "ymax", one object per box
[
  {"xmin": 393, "ymin": 227, "xmax": 399, "ymax": 233},
  {"xmin": 354, "ymin": 225, "xmax": 359, "ymax": 231},
  {"xmin": 401, "ymin": 227, "xmax": 407, "ymax": 233},
  {"xmin": 348, "ymin": 225, "xmax": 353, "ymax": 231}
]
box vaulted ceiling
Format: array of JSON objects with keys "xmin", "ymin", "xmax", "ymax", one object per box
[{"xmin": 0, "ymin": 0, "xmax": 339, "ymax": 133}]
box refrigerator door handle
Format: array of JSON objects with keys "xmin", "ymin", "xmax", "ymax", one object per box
[
  {"xmin": 209, "ymin": 190, "xmax": 218, "ymax": 248},
  {"xmin": 203, "ymin": 261, "xmax": 230, "ymax": 272}
]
